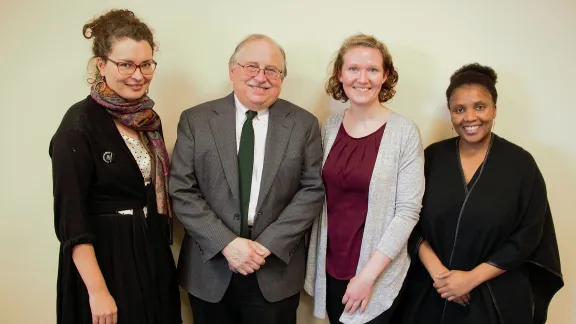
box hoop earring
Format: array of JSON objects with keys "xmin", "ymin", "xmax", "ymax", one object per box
[
  {"xmin": 94, "ymin": 75, "xmax": 106, "ymax": 92},
  {"xmin": 451, "ymin": 126, "xmax": 456, "ymax": 138},
  {"xmin": 492, "ymin": 118, "xmax": 496, "ymax": 132}
]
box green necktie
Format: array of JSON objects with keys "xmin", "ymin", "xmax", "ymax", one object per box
[{"xmin": 238, "ymin": 110, "xmax": 258, "ymax": 238}]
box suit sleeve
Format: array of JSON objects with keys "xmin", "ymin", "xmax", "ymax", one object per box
[
  {"xmin": 169, "ymin": 111, "xmax": 237, "ymax": 262},
  {"xmin": 256, "ymin": 117, "xmax": 325, "ymax": 264},
  {"xmin": 376, "ymin": 123, "xmax": 425, "ymax": 260},
  {"xmin": 50, "ymin": 129, "xmax": 96, "ymax": 251}
]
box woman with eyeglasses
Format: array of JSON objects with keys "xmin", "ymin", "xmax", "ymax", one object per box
[{"xmin": 49, "ymin": 9, "xmax": 181, "ymax": 324}]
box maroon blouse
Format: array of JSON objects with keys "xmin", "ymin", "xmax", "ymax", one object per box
[{"xmin": 323, "ymin": 122, "xmax": 386, "ymax": 280}]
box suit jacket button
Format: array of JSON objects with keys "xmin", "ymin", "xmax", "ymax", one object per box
[
  {"xmin": 257, "ymin": 212, "xmax": 262, "ymax": 216},
  {"xmin": 233, "ymin": 213, "xmax": 240, "ymax": 220}
]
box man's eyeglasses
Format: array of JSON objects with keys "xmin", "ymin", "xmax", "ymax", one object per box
[{"xmin": 237, "ymin": 63, "xmax": 283, "ymax": 80}]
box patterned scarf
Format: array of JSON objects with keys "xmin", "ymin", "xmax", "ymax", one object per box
[{"xmin": 90, "ymin": 83, "xmax": 173, "ymax": 226}]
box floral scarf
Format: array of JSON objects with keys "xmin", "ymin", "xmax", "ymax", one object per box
[{"xmin": 90, "ymin": 83, "xmax": 173, "ymax": 230}]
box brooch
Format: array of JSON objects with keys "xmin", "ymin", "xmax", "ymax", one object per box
[{"xmin": 103, "ymin": 151, "xmax": 114, "ymax": 163}]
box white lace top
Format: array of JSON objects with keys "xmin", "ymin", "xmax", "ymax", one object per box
[{"xmin": 121, "ymin": 134, "xmax": 152, "ymax": 185}]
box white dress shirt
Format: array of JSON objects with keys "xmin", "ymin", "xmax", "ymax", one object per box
[{"xmin": 235, "ymin": 94, "xmax": 268, "ymax": 226}]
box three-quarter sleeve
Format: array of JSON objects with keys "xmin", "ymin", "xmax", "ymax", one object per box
[{"xmin": 50, "ymin": 129, "xmax": 96, "ymax": 251}]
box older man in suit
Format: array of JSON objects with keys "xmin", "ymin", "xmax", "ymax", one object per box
[{"xmin": 169, "ymin": 34, "xmax": 325, "ymax": 324}]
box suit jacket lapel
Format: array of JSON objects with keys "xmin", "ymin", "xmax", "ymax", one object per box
[
  {"xmin": 209, "ymin": 93, "xmax": 240, "ymax": 199},
  {"xmin": 256, "ymin": 101, "xmax": 294, "ymax": 212}
]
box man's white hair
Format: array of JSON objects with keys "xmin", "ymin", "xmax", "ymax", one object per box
[{"xmin": 228, "ymin": 34, "xmax": 287, "ymax": 77}]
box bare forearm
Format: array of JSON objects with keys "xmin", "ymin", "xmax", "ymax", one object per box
[
  {"xmin": 470, "ymin": 263, "xmax": 506, "ymax": 287},
  {"xmin": 418, "ymin": 240, "xmax": 448, "ymax": 278},
  {"xmin": 359, "ymin": 250, "xmax": 391, "ymax": 282},
  {"xmin": 72, "ymin": 244, "xmax": 109, "ymax": 295}
]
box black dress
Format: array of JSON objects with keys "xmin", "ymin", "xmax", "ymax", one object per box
[
  {"xmin": 393, "ymin": 134, "xmax": 563, "ymax": 324},
  {"xmin": 49, "ymin": 96, "xmax": 181, "ymax": 324}
]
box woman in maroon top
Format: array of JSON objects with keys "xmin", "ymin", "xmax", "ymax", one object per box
[
  {"xmin": 324, "ymin": 34, "xmax": 393, "ymax": 324},
  {"xmin": 306, "ymin": 34, "xmax": 425, "ymax": 324},
  {"xmin": 323, "ymin": 121, "xmax": 386, "ymax": 281}
]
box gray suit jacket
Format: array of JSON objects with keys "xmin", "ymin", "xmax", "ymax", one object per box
[{"xmin": 169, "ymin": 93, "xmax": 325, "ymax": 303}]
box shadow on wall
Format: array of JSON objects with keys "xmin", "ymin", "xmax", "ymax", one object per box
[
  {"xmin": 171, "ymin": 221, "xmax": 194, "ymax": 323},
  {"xmin": 423, "ymin": 102, "xmax": 452, "ymax": 145},
  {"xmin": 150, "ymin": 67, "xmax": 198, "ymax": 155},
  {"xmin": 384, "ymin": 43, "xmax": 450, "ymax": 145},
  {"xmin": 152, "ymin": 64, "xmax": 199, "ymax": 324},
  {"xmin": 495, "ymin": 71, "xmax": 574, "ymax": 322}
]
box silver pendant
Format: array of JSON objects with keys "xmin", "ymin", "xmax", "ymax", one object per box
[{"xmin": 103, "ymin": 151, "xmax": 114, "ymax": 163}]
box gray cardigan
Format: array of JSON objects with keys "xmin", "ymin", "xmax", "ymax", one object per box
[{"xmin": 304, "ymin": 110, "xmax": 425, "ymax": 324}]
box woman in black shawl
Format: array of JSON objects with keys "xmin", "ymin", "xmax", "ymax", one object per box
[{"xmin": 392, "ymin": 63, "xmax": 563, "ymax": 324}]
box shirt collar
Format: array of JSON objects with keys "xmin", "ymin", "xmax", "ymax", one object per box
[{"xmin": 234, "ymin": 93, "xmax": 269, "ymax": 121}]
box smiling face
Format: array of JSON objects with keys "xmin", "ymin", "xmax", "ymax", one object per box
[
  {"xmin": 229, "ymin": 38, "xmax": 284, "ymax": 111},
  {"xmin": 338, "ymin": 46, "xmax": 387, "ymax": 108},
  {"xmin": 449, "ymin": 84, "xmax": 497, "ymax": 145},
  {"xmin": 97, "ymin": 38, "xmax": 154, "ymax": 101}
]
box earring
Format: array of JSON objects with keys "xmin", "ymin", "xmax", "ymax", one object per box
[
  {"xmin": 94, "ymin": 75, "xmax": 106, "ymax": 92},
  {"xmin": 451, "ymin": 126, "xmax": 456, "ymax": 138},
  {"xmin": 492, "ymin": 118, "xmax": 496, "ymax": 132}
]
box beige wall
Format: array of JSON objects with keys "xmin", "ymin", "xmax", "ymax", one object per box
[{"xmin": 1, "ymin": 0, "xmax": 575, "ymax": 323}]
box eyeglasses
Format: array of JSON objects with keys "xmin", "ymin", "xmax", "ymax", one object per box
[
  {"xmin": 106, "ymin": 58, "xmax": 157, "ymax": 75},
  {"xmin": 236, "ymin": 63, "xmax": 283, "ymax": 80}
]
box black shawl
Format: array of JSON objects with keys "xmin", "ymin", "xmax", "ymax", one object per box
[{"xmin": 394, "ymin": 135, "xmax": 563, "ymax": 324}]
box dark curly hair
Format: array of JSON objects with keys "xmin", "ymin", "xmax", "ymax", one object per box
[
  {"xmin": 326, "ymin": 34, "xmax": 399, "ymax": 103},
  {"xmin": 446, "ymin": 63, "xmax": 498, "ymax": 104},
  {"xmin": 83, "ymin": 9, "xmax": 156, "ymax": 83}
]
